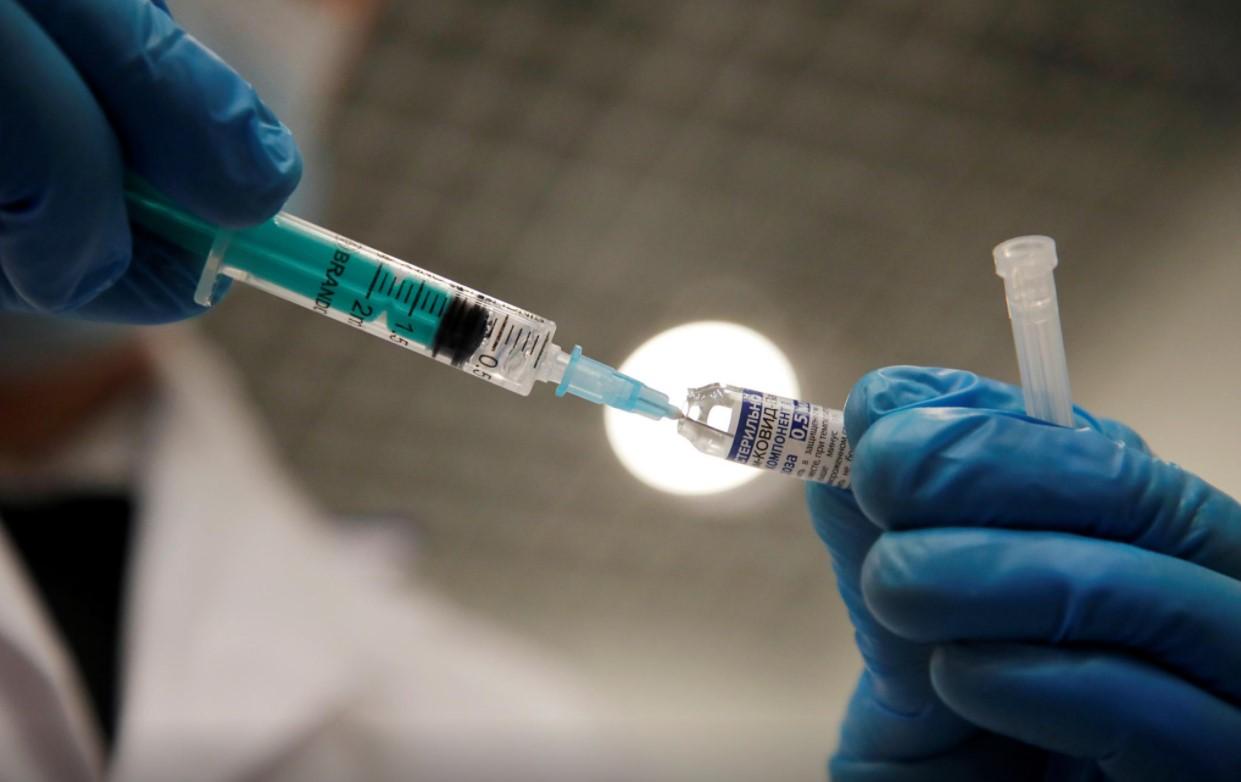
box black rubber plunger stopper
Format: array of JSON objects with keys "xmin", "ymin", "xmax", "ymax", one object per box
[{"xmin": 432, "ymin": 295, "xmax": 489, "ymax": 366}]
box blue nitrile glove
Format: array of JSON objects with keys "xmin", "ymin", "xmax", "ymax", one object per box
[
  {"xmin": 809, "ymin": 366, "xmax": 1241, "ymax": 781},
  {"xmin": 0, "ymin": 0, "xmax": 301, "ymax": 323}
]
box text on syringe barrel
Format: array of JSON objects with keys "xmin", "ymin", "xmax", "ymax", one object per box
[{"xmin": 212, "ymin": 212, "xmax": 558, "ymax": 395}]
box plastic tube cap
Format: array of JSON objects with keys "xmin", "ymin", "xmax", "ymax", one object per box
[{"xmin": 993, "ymin": 236, "xmax": 1075, "ymax": 427}]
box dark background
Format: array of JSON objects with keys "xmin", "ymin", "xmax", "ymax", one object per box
[{"xmin": 202, "ymin": 2, "xmax": 1241, "ymax": 776}]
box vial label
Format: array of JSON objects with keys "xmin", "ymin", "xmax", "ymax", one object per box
[{"xmin": 726, "ymin": 389, "xmax": 852, "ymax": 488}]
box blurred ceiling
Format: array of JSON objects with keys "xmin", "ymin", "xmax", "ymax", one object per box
[{"xmin": 200, "ymin": 1, "xmax": 1241, "ymax": 777}]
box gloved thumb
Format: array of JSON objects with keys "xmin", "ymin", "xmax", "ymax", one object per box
[
  {"xmin": 843, "ymin": 367, "xmax": 1026, "ymax": 446},
  {"xmin": 21, "ymin": 0, "xmax": 302, "ymax": 227},
  {"xmin": 842, "ymin": 366, "xmax": 1148, "ymax": 453}
]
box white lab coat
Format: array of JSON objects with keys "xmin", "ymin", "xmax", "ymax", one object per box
[{"xmin": 0, "ymin": 329, "xmax": 606, "ymax": 782}]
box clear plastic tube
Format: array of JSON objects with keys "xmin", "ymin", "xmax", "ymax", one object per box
[{"xmin": 993, "ymin": 236, "xmax": 1075, "ymax": 426}]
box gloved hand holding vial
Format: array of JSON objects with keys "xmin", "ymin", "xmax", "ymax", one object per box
[{"xmin": 805, "ymin": 238, "xmax": 1241, "ymax": 781}]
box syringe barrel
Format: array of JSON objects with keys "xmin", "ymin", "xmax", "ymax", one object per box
[{"xmin": 126, "ymin": 180, "xmax": 558, "ymax": 396}]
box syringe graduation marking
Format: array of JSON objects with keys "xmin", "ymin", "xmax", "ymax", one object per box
[
  {"xmin": 329, "ymin": 253, "xmax": 486, "ymax": 364},
  {"xmin": 409, "ymin": 283, "xmax": 426, "ymax": 314},
  {"xmin": 366, "ymin": 266, "xmax": 382, "ymax": 298}
]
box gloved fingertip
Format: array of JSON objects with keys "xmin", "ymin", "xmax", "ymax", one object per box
[
  {"xmin": 53, "ymin": 251, "xmax": 130, "ymax": 313},
  {"xmin": 859, "ymin": 532, "xmax": 947, "ymax": 641},
  {"xmin": 852, "ymin": 406, "xmax": 1012, "ymax": 530},
  {"xmin": 805, "ymin": 481, "xmax": 853, "ymax": 515},
  {"xmin": 929, "ymin": 642, "xmax": 1052, "ymax": 712},
  {"xmin": 229, "ymin": 105, "xmax": 302, "ymax": 224},
  {"xmin": 848, "ymin": 410, "xmax": 920, "ymax": 525},
  {"xmin": 930, "ymin": 642, "xmax": 990, "ymax": 679},
  {"xmin": 136, "ymin": 86, "xmax": 303, "ymax": 228},
  {"xmin": 845, "ymin": 366, "xmax": 982, "ymax": 443},
  {"xmin": 805, "ymin": 481, "xmax": 872, "ymax": 547},
  {"xmin": 929, "ymin": 643, "xmax": 1000, "ymax": 719},
  {"xmin": 255, "ymin": 102, "xmax": 302, "ymax": 184}
]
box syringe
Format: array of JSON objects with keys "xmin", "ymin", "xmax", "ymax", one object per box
[{"xmin": 124, "ymin": 179, "xmax": 679, "ymax": 420}]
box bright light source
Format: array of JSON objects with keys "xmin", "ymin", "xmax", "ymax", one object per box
[{"xmin": 605, "ymin": 321, "xmax": 800, "ymax": 495}]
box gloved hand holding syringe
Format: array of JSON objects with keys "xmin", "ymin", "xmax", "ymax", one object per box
[
  {"xmin": 127, "ymin": 177, "xmax": 681, "ymax": 415},
  {"xmin": 128, "ymin": 179, "xmax": 1066, "ymax": 490}
]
